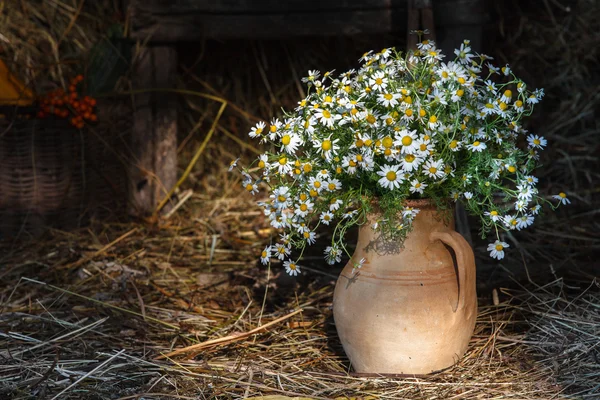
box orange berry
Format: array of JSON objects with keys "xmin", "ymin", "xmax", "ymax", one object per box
[
  {"xmin": 76, "ymin": 74, "xmax": 84, "ymax": 82},
  {"xmin": 76, "ymin": 122, "xmax": 84, "ymax": 129},
  {"xmin": 36, "ymin": 111, "xmax": 46, "ymax": 118},
  {"xmin": 90, "ymin": 114, "xmax": 97, "ymax": 122},
  {"xmin": 70, "ymin": 117, "xmax": 78, "ymax": 125},
  {"xmin": 83, "ymin": 111, "xmax": 91, "ymax": 119},
  {"xmin": 89, "ymin": 98, "xmax": 97, "ymax": 106},
  {"xmin": 60, "ymin": 109, "xmax": 69, "ymax": 118},
  {"xmin": 72, "ymin": 100, "xmax": 80, "ymax": 108},
  {"xmin": 69, "ymin": 85, "xmax": 76, "ymax": 92}
]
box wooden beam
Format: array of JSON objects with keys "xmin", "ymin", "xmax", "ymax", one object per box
[{"xmin": 130, "ymin": 46, "xmax": 178, "ymax": 216}]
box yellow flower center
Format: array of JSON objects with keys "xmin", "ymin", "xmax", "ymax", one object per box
[
  {"xmin": 321, "ymin": 140, "xmax": 332, "ymax": 151},
  {"xmin": 355, "ymin": 139, "xmax": 364, "ymax": 147},
  {"xmin": 303, "ymin": 163, "xmax": 312, "ymax": 173},
  {"xmin": 299, "ymin": 193, "xmax": 308, "ymax": 201},
  {"xmin": 450, "ymin": 140, "xmax": 458, "ymax": 149},
  {"xmin": 405, "ymin": 109, "xmax": 413, "ymax": 117},
  {"xmin": 349, "ymin": 160, "xmax": 357, "ymax": 167},
  {"xmin": 490, "ymin": 210, "xmax": 498, "ymax": 216},
  {"xmin": 485, "ymin": 103, "xmax": 494, "ymax": 109},
  {"xmin": 324, "ymin": 215, "xmax": 331, "ymax": 220},
  {"xmin": 375, "ymin": 78, "xmax": 383, "ymax": 85},
  {"xmin": 429, "ymin": 115, "xmax": 437, "ymax": 123},
  {"xmin": 559, "ymin": 192, "xmax": 566, "ymax": 198},
  {"xmin": 429, "ymin": 167, "xmax": 437, "ymax": 174},
  {"xmin": 456, "ymin": 89, "xmax": 464, "ymax": 97},
  {"xmin": 473, "ymin": 141, "xmax": 480, "ymax": 147},
  {"xmin": 328, "ymin": 183, "xmax": 336, "ymax": 190},
  {"xmin": 322, "ymin": 110, "xmax": 331, "ymax": 119},
  {"xmin": 533, "ymin": 138, "xmax": 541, "ymax": 145},
  {"xmin": 261, "ymin": 250, "xmax": 268, "ymax": 258},
  {"xmin": 401, "ymin": 136, "xmax": 413, "ymax": 146},
  {"xmin": 385, "ymin": 117, "xmax": 393, "ymax": 125},
  {"xmin": 281, "ymin": 135, "xmax": 291, "ymax": 145},
  {"xmin": 420, "ymin": 144, "xmax": 427, "ymax": 151},
  {"xmin": 256, "ymin": 127, "xmax": 264, "ymax": 135},
  {"xmin": 356, "ymin": 154, "xmax": 363, "ymax": 162},
  {"xmin": 246, "ymin": 184, "xmax": 254, "ymax": 191},
  {"xmin": 258, "ymin": 160, "xmax": 265, "ymax": 168},
  {"xmin": 495, "ymin": 244, "xmax": 504, "ymax": 251},
  {"xmin": 309, "ymin": 189, "xmax": 318, "ymax": 197},
  {"xmin": 404, "ymin": 96, "xmax": 412, "ymax": 104},
  {"xmin": 386, "ymin": 171, "xmax": 397, "ymax": 181},
  {"xmin": 415, "ymin": 183, "xmax": 421, "ymax": 188},
  {"xmin": 405, "ymin": 154, "xmax": 415, "ymax": 163},
  {"xmin": 508, "ymin": 165, "xmax": 517, "ymax": 173},
  {"xmin": 382, "ymin": 136, "xmax": 393, "ymax": 148},
  {"xmin": 384, "ymin": 148, "xmax": 392, "ymax": 156},
  {"xmin": 515, "ymin": 100, "xmax": 523, "ymax": 107},
  {"xmin": 365, "ymin": 139, "xmax": 373, "ymax": 147},
  {"xmin": 366, "ymin": 114, "xmax": 377, "ymax": 124},
  {"xmin": 442, "ymin": 71, "xmax": 449, "ymax": 79},
  {"xmin": 300, "ymin": 204, "xmax": 308, "ymax": 212},
  {"xmin": 499, "ymin": 102, "xmax": 507, "ymax": 111},
  {"xmin": 384, "ymin": 93, "xmax": 393, "ymax": 100},
  {"xmin": 419, "ymin": 109, "xmax": 426, "ymax": 117},
  {"xmin": 277, "ymin": 195, "xmax": 286, "ymax": 202},
  {"xmin": 351, "ymin": 108, "xmax": 358, "ymax": 115},
  {"xmin": 313, "ymin": 181, "xmax": 321, "ymax": 188},
  {"xmin": 458, "ymin": 77, "xmax": 466, "ymax": 84},
  {"xmin": 504, "ymin": 90, "xmax": 512, "ymax": 99},
  {"xmin": 324, "ymin": 95, "xmax": 332, "ymax": 103}
]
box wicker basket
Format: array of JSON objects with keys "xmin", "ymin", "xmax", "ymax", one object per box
[{"xmin": 0, "ymin": 106, "xmax": 130, "ymax": 239}]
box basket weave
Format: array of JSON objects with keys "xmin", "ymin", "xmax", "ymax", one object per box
[{"xmin": 0, "ymin": 103, "xmax": 130, "ymax": 239}]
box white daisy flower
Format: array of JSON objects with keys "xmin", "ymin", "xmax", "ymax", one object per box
[
  {"xmin": 244, "ymin": 181, "xmax": 259, "ymax": 195},
  {"xmin": 503, "ymin": 214, "xmax": 520, "ymax": 230},
  {"xmin": 377, "ymin": 164, "xmax": 403, "ymax": 190},
  {"xmin": 369, "ymin": 71, "xmax": 388, "ymax": 91},
  {"xmin": 553, "ymin": 192, "xmax": 571, "ymax": 205},
  {"xmin": 272, "ymin": 243, "xmax": 291, "ymax": 260},
  {"xmin": 402, "ymin": 206, "xmax": 420, "ymax": 220},
  {"xmin": 464, "ymin": 191, "xmax": 473, "ymax": 200},
  {"xmin": 466, "ymin": 140, "xmax": 487, "ymax": 152},
  {"xmin": 484, "ymin": 210, "xmax": 501, "ymax": 222},
  {"xmin": 378, "ymin": 92, "xmax": 401, "ymax": 108},
  {"xmin": 326, "ymin": 178, "xmax": 342, "ymax": 192},
  {"xmin": 409, "ymin": 179, "xmax": 427, "ymax": 194},
  {"xmin": 487, "ymin": 240, "xmax": 509, "ymax": 260},
  {"xmin": 284, "ymin": 260, "xmax": 301, "ymax": 276},
  {"xmin": 527, "ymin": 94, "xmax": 539, "ymax": 105},
  {"xmin": 500, "ymin": 89, "xmax": 513, "ymax": 104},
  {"xmin": 314, "ymin": 108, "xmax": 341, "ymax": 128},
  {"xmin": 329, "ymin": 199, "xmax": 343, "ymax": 211},
  {"xmin": 279, "ymin": 133, "xmax": 303, "ymax": 154},
  {"xmin": 257, "ymin": 154, "xmax": 269, "ymax": 170},
  {"xmin": 394, "ymin": 129, "xmax": 419, "ymax": 154},
  {"xmin": 531, "ymin": 204, "xmax": 542, "ymax": 215},
  {"xmin": 308, "ymin": 176, "xmax": 324, "ymax": 193},
  {"xmin": 447, "ymin": 138, "xmax": 462, "ymax": 152},
  {"xmin": 400, "ymin": 153, "xmax": 423, "ymax": 172},
  {"xmin": 317, "ymin": 169, "xmax": 331, "ymax": 179},
  {"xmin": 343, "ymin": 210, "xmax": 359, "ymax": 219},
  {"xmin": 248, "ymin": 121, "xmax": 266, "ymax": 139},
  {"xmin": 325, "ymin": 245, "xmax": 342, "ymax": 265},
  {"xmin": 260, "ymin": 245, "xmax": 271, "ymax": 265},
  {"xmin": 228, "ymin": 157, "xmax": 240, "ymax": 172},
  {"xmin": 275, "ymin": 156, "xmax": 293, "ymax": 175},
  {"xmin": 501, "ymin": 65, "xmax": 511, "ymax": 76},
  {"xmin": 272, "ymin": 186, "xmax": 291, "ymax": 208},
  {"xmin": 302, "ymin": 69, "xmax": 320, "ymax": 83},
  {"xmin": 423, "ymin": 159, "xmax": 445, "ymax": 180},
  {"xmin": 517, "ymin": 214, "xmax": 535, "ymax": 230},
  {"xmin": 294, "ymin": 200, "xmax": 314, "ymax": 218},
  {"xmin": 313, "ymin": 137, "xmax": 340, "ymax": 160},
  {"xmin": 353, "ymin": 257, "xmax": 367, "ymax": 271},
  {"xmin": 302, "ymin": 230, "xmax": 317, "ymax": 245},
  {"xmin": 320, "ymin": 211, "xmax": 334, "ymax": 225},
  {"xmin": 527, "ymin": 134, "xmax": 547, "ymax": 149}
]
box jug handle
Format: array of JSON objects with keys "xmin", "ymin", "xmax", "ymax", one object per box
[{"xmin": 429, "ymin": 231, "xmax": 475, "ymax": 313}]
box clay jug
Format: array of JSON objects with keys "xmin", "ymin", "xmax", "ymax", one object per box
[{"xmin": 332, "ymin": 200, "xmax": 477, "ymax": 374}]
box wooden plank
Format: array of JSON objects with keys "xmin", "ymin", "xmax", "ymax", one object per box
[
  {"xmin": 130, "ymin": 46, "xmax": 178, "ymax": 216},
  {"xmin": 129, "ymin": 0, "xmax": 407, "ymax": 42}
]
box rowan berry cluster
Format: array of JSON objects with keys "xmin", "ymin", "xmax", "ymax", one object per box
[{"xmin": 36, "ymin": 75, "xmax": 97, "ymax": 128}]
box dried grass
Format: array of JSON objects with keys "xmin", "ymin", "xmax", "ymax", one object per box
[{"xmin": 1, "ymin": 0, "xmax": 599, "ymax": 399}]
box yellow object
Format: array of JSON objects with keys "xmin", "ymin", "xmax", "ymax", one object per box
[{"xmin": 0, "ymin": 60, "xmax": 34, "ymax": 106}]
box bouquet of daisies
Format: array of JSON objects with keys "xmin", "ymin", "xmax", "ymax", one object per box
[{"xmin": 231, "ymin": 39, "xmax": 570, "ymax": 276}]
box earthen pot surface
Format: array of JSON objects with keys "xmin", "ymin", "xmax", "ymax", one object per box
[{"xmin": 333, "ymin": 200, "xmax": 477, "ymax": 374}]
